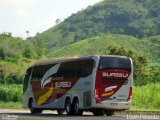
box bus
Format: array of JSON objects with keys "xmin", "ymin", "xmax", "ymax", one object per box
[{"xmin": 23, "ymin": 55, "xmax": 133, "ymax": 116}]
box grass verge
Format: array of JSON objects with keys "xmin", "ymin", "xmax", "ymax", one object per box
[
  {"xmin": 132, "ymin": 83, "xmax": 160, "ymax": 111},
  {"xmin": 0, "ymin": 101, "xmax": 22, "ymax": 109}
]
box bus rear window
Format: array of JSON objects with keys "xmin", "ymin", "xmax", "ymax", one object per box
[{"xmin": 99, "ymin": 57, "xmax": 131, "ymax": 71}]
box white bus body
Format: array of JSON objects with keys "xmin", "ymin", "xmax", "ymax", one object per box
[{"xmin": 23, "ymin": 55, "xmax": 133, "ymax": 116}]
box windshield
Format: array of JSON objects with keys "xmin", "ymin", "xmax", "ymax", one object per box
[
  {"xmin": 23, "ymin": 67, "xmax": 32, "ymax": 93},
  {"xmin": 99, "ymin": 57, "xmax": 131, "ymax": 71}
]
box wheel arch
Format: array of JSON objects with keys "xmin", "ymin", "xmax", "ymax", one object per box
[
  {"xmin": 65, "ymin": 96, "xmax": 71, "ymax": 105},
  {"xmin": 72, "ymin": 96, "xmax": 79, "ymax": 103}
]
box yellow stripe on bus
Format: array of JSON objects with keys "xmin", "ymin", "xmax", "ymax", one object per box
[
  {"xmin": 37, "ymin": 84, "xmax": 54, "ymax": 106},
  {"xmin": 101, "ymin": 91, "xmax": 113, "ymax": 97}
]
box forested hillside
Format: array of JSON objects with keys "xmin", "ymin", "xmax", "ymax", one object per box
[
  {"xmin": 0, "ymin": 34, "xmax": 44, "ymax": 60},
  {"xmin": 33, "ymin": 0, "xmax": 160, "ymax": 50},
  {"xmin": 0, "ymin": 33, "xmax": 45, "ymax": 84}
]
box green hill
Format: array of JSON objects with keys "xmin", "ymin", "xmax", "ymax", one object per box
[
  {"xmin": 32, "ymin": 0, "xmax": 160, "ymax": 50},
  {"xmin": 48, "ymin": 34, "xmax": 160, "ymax": 63},
  {"xmin": 0, "ymin": 34, "xmax": 36, "ymax": 60}
]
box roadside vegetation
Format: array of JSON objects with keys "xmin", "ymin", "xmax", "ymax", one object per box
[
  {"xmin": 132, "ymin": 83, "xmax": 160, "ymax": 111},
  {"xmin": 0, "ymin": 84, "xmax": 22, "ymax": 102},
  {"xmin": 0, "ymin": 84, "xmax": 22, "ymax": 109}
]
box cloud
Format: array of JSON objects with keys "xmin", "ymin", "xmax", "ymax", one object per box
[
  {"xmin": 11, "ymin": 9, "xmax": 30, "ymax": 17},
  {"xmin": 0, "ymin": 0, "xmax": 37, "ymax": 8}
]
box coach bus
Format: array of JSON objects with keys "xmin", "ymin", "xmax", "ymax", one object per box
[{"xmin": 23, "ymin": 55, "xmax": 133, "ymax": 116}]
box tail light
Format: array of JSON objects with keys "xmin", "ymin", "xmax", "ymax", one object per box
[
  {"xmin": 95, "ymin": 88, "xmax": 99, "ymax": 98},
  {"xmin": 95, "ymin": 88, "xmax": 101, "ymax": 103},
  {"xmin": 127, "ymin": 87, "xmax": 132, "ymax": 101}
]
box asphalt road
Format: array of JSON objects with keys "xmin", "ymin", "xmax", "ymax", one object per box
[{"xmin": 0, "ymin": 109, "xmax": 160, "ymax": 120}]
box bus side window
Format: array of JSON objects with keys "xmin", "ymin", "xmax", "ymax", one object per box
[
  {"xmin": 78, "ymin": 59, "xmax": 94, "ymax": 77},
  {"xmin": 56, "ymin": 59, "xmax": 94, "ymax": 79},
  {"xmin": 31, "ymin": 64, "xmax": 56, "ymax": 82},
  {"xmin": 84, "ymin": 59, "xmax": 94, "ymax": 77}
]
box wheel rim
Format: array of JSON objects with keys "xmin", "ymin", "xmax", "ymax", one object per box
[
  {"xmin": 67, "ymin": 105, "xmax": 69, "ymax": 112},
  {"xmin": 74, "ymin": 103, "xmax": 79, "ymax": 112},
  {"xmin": 66, "ymin": 102, "xmax": 70, "ymax": 113},
  {"xmin": 73, "ymin": 100, "xmax": 83, "ymax": 115}
]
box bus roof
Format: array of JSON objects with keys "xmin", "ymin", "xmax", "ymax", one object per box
[
  {"xmin": 100, "ymin": 55, "xmax": 130, "ymax": 59},
  {"xmin": 34, "ymin": 56, "xmax": 97, "ymax": 66},
  {"xmin": 32, "ymin": 55, "xmax": 130, "ymax": 66}
]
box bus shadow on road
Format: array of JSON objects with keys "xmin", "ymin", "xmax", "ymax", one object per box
[
  {"xmin": 0, "ymin": 112, "xmax": 96, "ymax": 117},
  {"xmin": 0, "ymin": 112, "xmax": 124, "ymax": 120}
]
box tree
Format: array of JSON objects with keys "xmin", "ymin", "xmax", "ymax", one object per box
[
  {"xmin": 55, "ymin": 19, "xmax": 61, "ymax": 24},
  {"xmin": 26, "ymin": 31, "xmax": 29, "ymax": 38},
  {"xmin": 32, "ymin": 38, "xmax": 45, "ymax": 59},
  {"xmin": 22, "ymin": 42, "xmax": 37, "ymax": 59}
]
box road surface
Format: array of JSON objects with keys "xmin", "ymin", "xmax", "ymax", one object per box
[{"xmin": 0, "ymin": 109, "xmax": 159, "ymax": 120}]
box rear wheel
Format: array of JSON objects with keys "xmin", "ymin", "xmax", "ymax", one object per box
[
  {"xmin": 65, "ymin": 98, "xmax": 73, "ymax": 115},
  {"xmin": 57, "ymin": 109, "xmax": 64, "ymax": 115},
  {"xmin": 93, "ymin": 110, "xmax": 105, "ymax": 116},
  {"xmin": 73, "ymin": 99, "xmax": 83, "ymax": 115}
]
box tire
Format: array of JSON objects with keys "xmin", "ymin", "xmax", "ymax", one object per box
[
  {"xmin": 65, "ymin": 99, "xmax": 73, "ymax": 115},
  {"xmin": 73, "ymin": 99, "xmax": 83, "ymax": 116},
  {"xmin": 93, "ymin": 110, "xmax": 105, "ymax": 116},
  {"xmin": 57, "ymin": 109, "xmax": 64, "ymax": 115},
  {"xmin": 105, "ymin": 110, "xmax": 115, "ymax": 116},
  {"xmin": 29, "ymin": 99, "xmax": 36, "ymax": 114},
  {"xmin": 29, "ymin": 99, "xmax": 42, "ymax": 114}
]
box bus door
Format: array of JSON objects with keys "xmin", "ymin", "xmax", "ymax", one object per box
[{"xmin": 95, "ymin": 56, "xmax": 132, "ymax": 103}]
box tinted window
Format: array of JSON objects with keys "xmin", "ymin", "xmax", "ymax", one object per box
[
  {"xmin": 100, "ymin": 57, "xmax": 131, "ymax": 71},
  {"xmin": 31, "ymin": 64, "xmax": 55, "ymax": 82},
  {"xmin": 56, "ymin": 59, "xmax": 94, "ymax": 78}
]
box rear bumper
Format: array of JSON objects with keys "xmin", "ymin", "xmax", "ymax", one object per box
[{"xmin": 94, "ymin": 101, "xmax": 131, "ymax": 110}]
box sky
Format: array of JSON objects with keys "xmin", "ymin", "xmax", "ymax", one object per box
[{"xmin": 0, "ymin": 0, "xmax": 101, "ymax": 39}]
